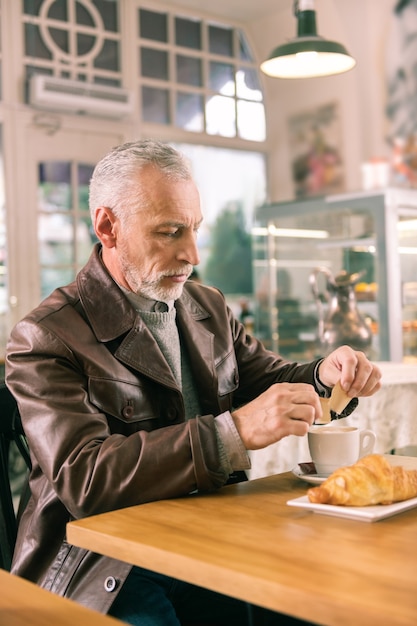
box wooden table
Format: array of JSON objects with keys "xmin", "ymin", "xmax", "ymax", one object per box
[
  {"xmin": 67, "ymin": 458, "xmax": 417, "ymax": 626},
  {"xmin": 0, "ymin": 568, "xmax": 123, "ymax": 626}
]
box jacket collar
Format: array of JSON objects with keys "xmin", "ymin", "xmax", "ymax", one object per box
[{"xmin": 77, "ymin": 244, "xmax": 211, "ymax": 343}]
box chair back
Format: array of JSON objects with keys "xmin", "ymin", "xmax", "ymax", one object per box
[{"xmin": 0, "ymin": 383, "xmax": 31, "ymax": 571}]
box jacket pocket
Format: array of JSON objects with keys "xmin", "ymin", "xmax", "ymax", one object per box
[
  {"xmin": 215, "ymin": 350, "xmax": 239, "ymax": 397},
  {"xmin": 43, "ymin": 540, "xmax": 81, "ymax": 594},
  {"xmin": 88, "ymin": 377, "xmax": 157, "ymax": 429}
]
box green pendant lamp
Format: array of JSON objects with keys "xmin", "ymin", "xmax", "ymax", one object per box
[{"xmin": 260, "ymin": 0, "xmax": 356, "ymax": 79}]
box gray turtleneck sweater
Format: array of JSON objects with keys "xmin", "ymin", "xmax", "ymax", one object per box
[{"xmin": 121, "ymin": 289, "xmax": 250, "ymax": 478}]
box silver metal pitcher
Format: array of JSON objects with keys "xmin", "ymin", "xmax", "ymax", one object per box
[{"xmin": 310, "ymin": 267, "xmax": 373, "ymax": 355}]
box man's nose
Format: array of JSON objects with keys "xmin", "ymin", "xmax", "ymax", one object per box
[{"xmin": 177, "ymin": 231, "xmax": 200, "ymax": 266}]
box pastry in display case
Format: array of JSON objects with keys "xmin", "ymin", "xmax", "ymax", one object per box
[{"xmin": 252, "ymin": 188, "xmax": 417, "ymax": 362}]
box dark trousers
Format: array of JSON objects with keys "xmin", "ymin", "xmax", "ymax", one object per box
[{"xmin": 108, "ymin": 566, "xmax": 315, "ymax": 626}]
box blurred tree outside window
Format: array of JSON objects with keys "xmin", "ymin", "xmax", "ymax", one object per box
[{"xmin": 204, "ymin": 204, "xmax": 253, "ymax": 294}]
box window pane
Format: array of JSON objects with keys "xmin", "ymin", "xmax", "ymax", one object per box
[
  {"xmin": 237, "ymin": 100, "xmax": 266, "ymax": 141},
  {"xmin": 238, "ymin": 31, "xmax": 253, "ymax": 61},
  {"xmin": 142, "ymin": 86, "xmax": 170, "ymax": 124},
  {"xmin": 93, "ymin": 0, "xmax": 118, "ymax": 32},
  {"xmin": 47, "ymin": 0, "xmax": 67, "ymax": 21},
  {"xmin": 176, "ymin": 92, "xmax": 204, "ymax": 131},
  {"xmin": 94, "ymin": 39, "xmax": 119, "ymax": 72},
  {"xmin": 209, "ymin": 62, "xmax": 234, "ymax": 94},
  {"xmin": 139, "ymin": 9, "xmax": 167, "ymax": 42},
  {"xmin": 76, "ymin": 217, "xmax": 95, "ymax": 265},
  {"xmin": 209, "ymin": 25, "xmax": 233, "ymax": 56},
  {"xmin": 141, "ymin": 48, "xmax": 168, "ymax": 80},
  {"xmin": 50, "ymin": 28, "xmax": 69, "ymax": 53},
  {"xmin": 38, "ymin": 160, "xmax": 71, "ymax": 183},
  {"xmin": 78, "ymin": 166, "xmax": 96, "ymax": 264},
  {"xmin": 38, "ymin": 162, "xmax": 72, "ymax": 210},
  {"xmin": 76, "ymin": 2, "xmax": 94, "ymax": 27},
  {"xmin": 175, "ymin": 17, "xmax": 201, "ymax": 49},
  {"xmin": 38, "ymin": 213, "xmax": 74, "ymax": 266},
  {"xmin": 78, "ymin": 164, "xmax": 94, "ymax": 210},
  {"xmin": 77, "ymin": 33, "xmax": 96, "ymax": 56},
  {"xmin": 40, "ymin": 268, "xmax": 74, "ymax": 299},
  {"xmin": 24, "ymin": 24, "xmax": 52, "ymax": 59},
  {"xmin": 206, "ymin": 95, "xmax": 236, "ymax": 137},
  {"xmin": 176, "ymin": 55, "xmax": 202, "ymax": 86},
  {"xmin": 24, "ymin": 0, "xmax": 43, "ymax": 16},
  {"xmin": 236, "ymin": 68, "xmax": 262, "ymax": 101}
]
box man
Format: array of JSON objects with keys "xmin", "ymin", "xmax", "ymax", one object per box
[{"xmin": 6, "ymin": 140, "xmax": 381, "ymax": 626}]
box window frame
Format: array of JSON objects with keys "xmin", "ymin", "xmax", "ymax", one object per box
[{"xmin": 135, "ymin": 0, "xmax": 267, "ymax": 145}]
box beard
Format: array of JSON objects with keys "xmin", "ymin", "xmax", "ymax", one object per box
[
  {"xmin": 138, "ymin": 273, "xmax": 188, "ymax": 302},
  {"xmin": 118, "ymin": 247, "xmax": 191, "ymax": 302}
]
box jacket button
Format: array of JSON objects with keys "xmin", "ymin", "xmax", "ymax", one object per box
[
  {"xmin": 104, "ymin": 576, "xmax": 118, "ymax": 592},
  {"xmin": 122, "ymin": 404, "xmax": 134, "ymax": 419}
]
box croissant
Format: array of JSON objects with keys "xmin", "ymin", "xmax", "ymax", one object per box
[{"xmin": 307, "ymin": 454, "xmax": 417, "ymax": 506}]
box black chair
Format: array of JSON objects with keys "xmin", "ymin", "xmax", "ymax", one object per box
[{"xmin": 0, "ymin": 383, "xmax": 31, "ymax": 571}]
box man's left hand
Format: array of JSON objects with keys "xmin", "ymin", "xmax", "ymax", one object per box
[{"xmin": 318, "ymin": 346, "xmax": 382, "ymax": 399}]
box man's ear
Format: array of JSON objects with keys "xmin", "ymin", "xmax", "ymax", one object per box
[{"xmin": 94, "ymin": 206, "xmax": 118, "ymax": 248}]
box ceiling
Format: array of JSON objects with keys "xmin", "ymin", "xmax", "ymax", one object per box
[{"xmin": 175, "ymin": 0, "xmax": 288, "ymax": 22}]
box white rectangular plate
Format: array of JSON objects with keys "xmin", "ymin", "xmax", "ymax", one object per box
[{"xmin": 287, "ymin": 495, "xmax": 417, "ymax": 522}]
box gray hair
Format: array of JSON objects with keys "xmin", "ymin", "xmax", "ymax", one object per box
[{"xmin": 89, "ymin": 139, "xmax": 193, "ymax": 219}]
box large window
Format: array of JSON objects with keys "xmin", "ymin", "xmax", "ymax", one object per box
[
  {"xmin": 138, "ymin": 5, "xmax": 266, "ymax": 141},
  {"xmin": 23, "ymin": 1, "xmax": 266, "ymax": 141}
]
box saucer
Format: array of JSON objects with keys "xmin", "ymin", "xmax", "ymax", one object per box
[
  {"xmin": 287, "ymin": 495, "xmax": 417, "ymax": 522},
  {"xmin": 291, "ymin": 465, "xmax": 327, "ymax": 485}
]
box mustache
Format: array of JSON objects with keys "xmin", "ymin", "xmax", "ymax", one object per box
[{"xmin": 163, "ymin": 266, "xmax": 193, "ymax": 278}]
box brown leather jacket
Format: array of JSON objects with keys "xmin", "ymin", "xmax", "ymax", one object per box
[{"xmin": 6, "ymin": 244, "xmax": 320, "ymax": 613}]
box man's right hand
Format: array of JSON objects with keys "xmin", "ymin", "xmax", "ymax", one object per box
[{"xmin": 231, "ymin": 382, "xmax": 321, "ymax": 450}]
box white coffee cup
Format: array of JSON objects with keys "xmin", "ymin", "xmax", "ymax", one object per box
[{"xmin": 308, "ymin": 425, "xmax": 376, "ymax": 477}]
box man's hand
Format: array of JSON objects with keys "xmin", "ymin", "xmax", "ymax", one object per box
[
  {"xmin": 318, "ymin": 346, "xmax": 382, "ymax": 398},
  {"xmin": 231, "ymin": 346, "xmax": 381, "ymax": 451},
  {"xmin": 231, "ymin": 382, "xmax": 320, "ymax": 450}
]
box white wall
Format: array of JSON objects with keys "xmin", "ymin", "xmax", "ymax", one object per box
[{"xmin": 246, "ymin": 0, "xmax": 397, "ymax": 201}]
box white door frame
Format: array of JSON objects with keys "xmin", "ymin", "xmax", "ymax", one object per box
[{"xmin": 5, "ymin": 109, "xmax": 130, "ymax": 326}]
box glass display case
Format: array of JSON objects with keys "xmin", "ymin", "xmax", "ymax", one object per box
[{"xmin": 252, "ymin": 188, "xmax": 417, "ymax": 363}]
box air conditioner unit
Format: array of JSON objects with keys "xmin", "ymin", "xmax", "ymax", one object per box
[{"xmin": 29, "ymin": 74, "xmax": 134, "ymax": 119}]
